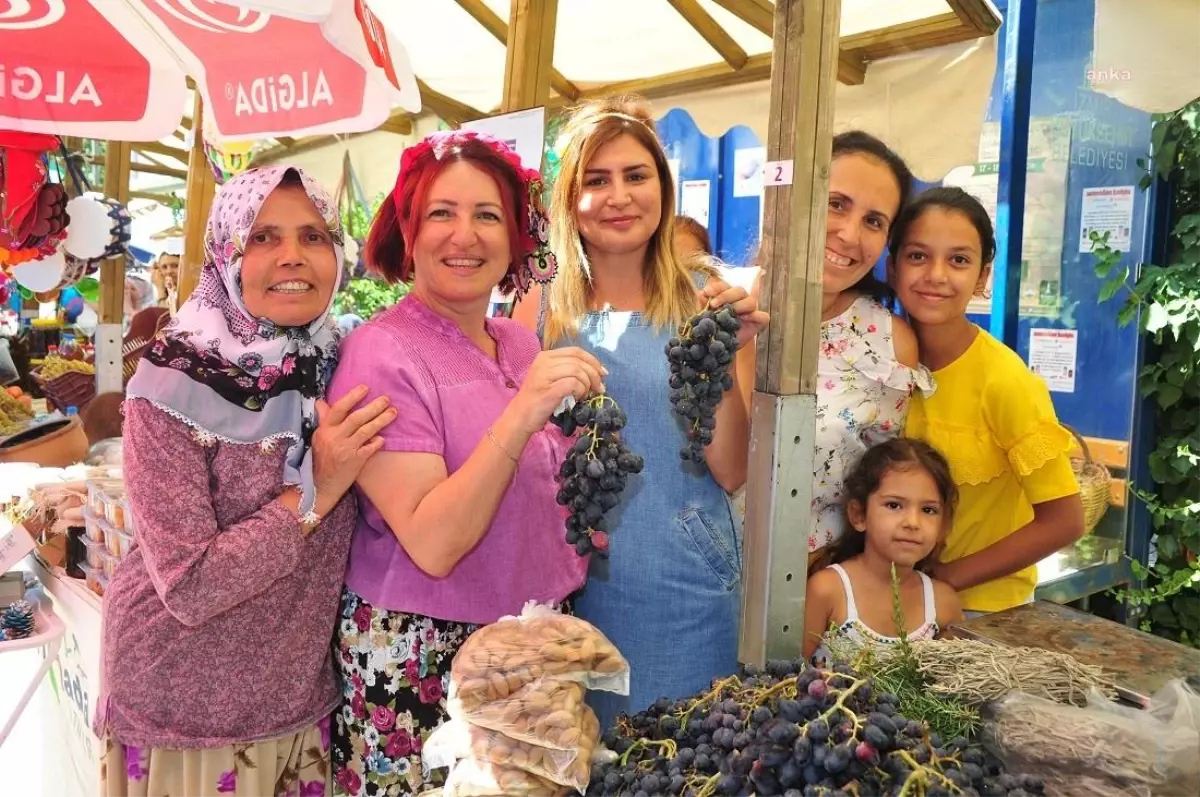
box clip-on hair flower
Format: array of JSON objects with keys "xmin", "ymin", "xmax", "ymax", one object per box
[{"xmin": 397, "ymin": 130, "xmax": 556, "ymax": 298}]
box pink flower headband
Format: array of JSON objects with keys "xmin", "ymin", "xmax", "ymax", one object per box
[{"xmin": 394, "ymin": 130, "xmax": 556, "ymax": 296}]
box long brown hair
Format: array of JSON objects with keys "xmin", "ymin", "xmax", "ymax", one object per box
[
  {"xmin": 808, "ymin": 438, "xmax": 959, "ymax": 576},
  {"xmin": 544, "ymin": 95, "xmax": 712, "ymax": 345}
]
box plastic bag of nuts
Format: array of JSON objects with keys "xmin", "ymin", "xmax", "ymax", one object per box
[
  {"xmin": 440, "ymin": 757, "xmax": 570, "ymax": 797},
  {"xmin": 449, "ymin": 679, "xmax": 588, "ymax": 751},
  {"xmin": 449, "ymin": 604, "xmax": 630, "ymax": 705},
  {"xmin": 427, "ymin": 706, "xmax": 601, "ymax": 793}
]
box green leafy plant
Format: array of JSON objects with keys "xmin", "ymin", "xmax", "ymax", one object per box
[
  {"xmin": 1092, "ymin": 98, "xmax": 1200, "ymax": 647},
  {"xmin": 341, "ymin": 192, "xmax": 387, "ymax": 243},
  {"xmin": 332, "ymin": 277, "xmax": 409, "ymax": 320}
]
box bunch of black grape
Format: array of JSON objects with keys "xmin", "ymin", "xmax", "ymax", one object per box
[
  {"xmin": 667, "ymin": 306, "xmax": 741, "ymax": 465},
  {"xmin": 589, "ymin": 659, "xmax": 1045, "ymax": 797},
  {"xmin": 550, "ymin": 396, "xmax": 644, "ymax": 557}
]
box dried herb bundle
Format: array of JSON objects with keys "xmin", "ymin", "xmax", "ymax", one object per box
[{"xmin": 911, "ymin": 639, "xmax": 1118, "ymax": 707}]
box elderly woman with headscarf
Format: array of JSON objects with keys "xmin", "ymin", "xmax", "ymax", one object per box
[{"xmin": 96, "ymin": 167, "xmax": 397, "ymax": 797}]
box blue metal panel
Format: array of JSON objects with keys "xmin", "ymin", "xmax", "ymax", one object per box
[
  {"xmin": 717, "ymin": 126, "xmax": 766, "ymax": 266},
  {"xmin": 656, "ymin": 109, "xmax": 722, "ymax": 252},
  {"xmin": 991, "ymin": 0, "xmax": 1037, "ymax": 348},
  {"xmin": 968, "ymin": 0, "xmax": 1153, "ymax": 442}
]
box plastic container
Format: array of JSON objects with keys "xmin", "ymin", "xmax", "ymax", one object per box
[
  {"xmin": 104, "ymin": 523, "xmax": 134, "ymax": 559},
  {"xmin": 85, "ymin": 566, "xmax": 107, "ymax": 598},
  {"xmin": 86, "ymin": 478, "xmax": 122, "ymax": 517},
  {"xmin": 81, "ymin": 536, "xmax": 107, "ymax": 570},
  {"xmin": 82, "ymin": 508, "xmax": 106, "ymax": 544},
  {"xmin": 99, "ymin": 547, "xmax": 119, "ymax": 580},
  {"xmin": 101, "ymin": 489, "xmax": 127, "ymax": 530}
]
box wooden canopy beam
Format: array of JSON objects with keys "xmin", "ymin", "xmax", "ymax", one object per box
[
  {"xmin": 377, "ymin": 113, "xmax": 414, "ymax": 135},
  {"xmin": 838, "ymin": 48, "xmax": 866, "ymax": 85},
  {"xmin": 133, "ymin": 141, "xmax": 190, "ymax": 160},
  {"xmin": 501, "ymin": 0, "xmax": 560, "ymax": 112},
  {"xmin": 129, "ymin": 190, "xmax": 179, "ymax": 204},
  {"xmin": 455, "ymin": 0, "xmax": 579, "ymax": 101},
  {"xmin": 709, "ymin": 0, "xmax": 774, "ymax": 37},
  {"xmin": 946, "ymin": 0, "xmax": 1002, "ymax": 33},
  {"xmin": 667, "ymin": 0, "xmax": 748, "ymax": 69},
  {"xmin": 92, "ymin": 155, "xmax": 188, "ymax": 181},
  {"xmin": 418, "ymin": 79, "xmax": 486, "ymax": 125},
  {"xmin": 841, "ymin": 12, "xmax": 978, "ymax": 60}
]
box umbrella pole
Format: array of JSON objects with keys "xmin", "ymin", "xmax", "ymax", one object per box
[
  {"xmin": 95, "ymin": 140, "xmax": 132, "ymax": 396},
  {"xmin": 177, "ymin": 94, "xmax": 217, "ymax": 306},
  {"xmin": 738, "ymin": 0, "xmax": 841, "ymax": 666}
]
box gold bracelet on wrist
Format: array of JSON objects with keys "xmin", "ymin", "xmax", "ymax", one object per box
[{"xmin": 486, "ymin": 426, "xmax": 520, "ymax": 469}]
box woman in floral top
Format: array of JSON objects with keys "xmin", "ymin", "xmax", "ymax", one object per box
[{"xmin": 800, "ymin": 132, "xmax": 933, "ymax": 560}]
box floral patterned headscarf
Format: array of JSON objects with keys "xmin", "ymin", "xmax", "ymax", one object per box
[{"xmin": 126, "ymin": 166, "xmax": 343, "ymax": 520}]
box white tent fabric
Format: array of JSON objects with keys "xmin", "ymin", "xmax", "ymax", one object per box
[
  {"xmin": 365, "ymin": 0, "xmax": 989, "ymax": 113},
  {"xmin": 1091, "ymin": 0, "xmax": 1200, "ymax": 114},
  {"xmin": 660, "ymin": 37, "xmax": 997, "ymax": 181}
]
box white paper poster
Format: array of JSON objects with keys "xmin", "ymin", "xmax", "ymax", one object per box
[
  {"xmin": 1080, "ymin": 185, "xmax": 1135, "ymax": 253},
  {"xmin": 461, "ymin": 107, "xmax": 546, "ymax": 172},
  {"xmin": 1028, "ymin": 328, "xmax": 1078, "ymax": 393},
  {"xmin": 733, "ymin": 146, "xmax": 766, "ymax": 198},
  {"xmin": 943, "ymin": 117, "xmax": 1072, "ymax": 317},
  {"xmin": 680, "ymin": 180, "xmax": 711, "ymax": 228}
]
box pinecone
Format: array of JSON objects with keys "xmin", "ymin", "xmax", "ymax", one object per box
[{"xmin": 1, "ymin": 600, "xmax": 35, "ymax": 639}]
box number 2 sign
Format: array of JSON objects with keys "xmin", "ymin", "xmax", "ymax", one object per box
[{"xmin": 763, "ymin": 160, "xmax": 794, "ymax": 187}]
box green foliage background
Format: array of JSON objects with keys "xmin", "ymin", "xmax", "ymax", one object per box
[{"xmin": 1093, "ymin": 98, "xmax": 1200, "ymax": 647}]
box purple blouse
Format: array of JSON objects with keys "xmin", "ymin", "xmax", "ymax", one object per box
[{"xmin": 327, "ymin": 295, "xmax": 587, "ymax": 625}]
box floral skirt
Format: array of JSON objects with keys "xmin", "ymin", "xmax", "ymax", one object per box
[
  {"xmin": 99, "ymin": 718, "xmax": 330, "ymax": 797},
  {"xmin": 330, "ymin": 588, "xmax": 479, "ymax": 797}
]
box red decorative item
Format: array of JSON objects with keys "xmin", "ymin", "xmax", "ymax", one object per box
[{"xmin": 0, "ymin": 131, "xmax": 59, "ymax": 240}]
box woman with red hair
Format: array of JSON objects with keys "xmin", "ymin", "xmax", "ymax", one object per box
[{"xmin": 325, "ymin": 131, "xmax": 601, "ymax": 796}]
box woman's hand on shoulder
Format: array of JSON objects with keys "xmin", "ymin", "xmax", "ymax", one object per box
[
  {"xmin": 311, "ymin": 385, "xmax": 397, "ymax": 511},
  {"xmin": 700, "ymin": 277, "xmax": 770, "ymax": 349},
  {"xmin": 891, "ymin": 314, "xmax": 920, "ymax": 368},
  {"xmin": 507, "ymin": 348, "xmax": 606, "ymax": 437}
]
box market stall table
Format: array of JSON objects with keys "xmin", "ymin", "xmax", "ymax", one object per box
[{"xmin": 949, "ymin": 600, "xmax": 1200, "ymax": 707}]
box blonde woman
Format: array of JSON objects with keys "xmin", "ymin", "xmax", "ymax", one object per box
[{"xmin": 515, "ymin": 97, "xmax": 768, "ymax": 727}]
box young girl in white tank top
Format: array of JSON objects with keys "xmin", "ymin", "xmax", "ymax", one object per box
[{"xmin": 802, "ymin": 439, "xmax": 964, "ymax": 662}]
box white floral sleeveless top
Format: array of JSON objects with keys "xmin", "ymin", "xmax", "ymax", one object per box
[{"xmin": 810, "ymin": 296, "xmax": 934, "ymax": 552}]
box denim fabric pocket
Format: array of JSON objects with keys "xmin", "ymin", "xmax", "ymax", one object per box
[{"xmin": 678, "ymin": 507, "xmax": 741, "ymax": 591}]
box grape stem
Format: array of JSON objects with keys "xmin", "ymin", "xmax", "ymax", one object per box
[
  {"xmin": 677, "ymin": 675, "xmax": 742, "ymax": 731},
  {"xmin": 895, "ymin": 749, "xmax": 963, "ymax": 796},
  {"xmin": 617, "ymin": 737, "xmax": 677, "ymax": 767}
]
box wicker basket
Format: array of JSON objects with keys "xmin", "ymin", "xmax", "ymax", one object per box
[
  {"xmin": 32, "ymin": 367, "xmax": 97, "ymax": 414},
  {"xmin": 1065, "ymin": 425, "xmax": 1112, "ymax": 535}
]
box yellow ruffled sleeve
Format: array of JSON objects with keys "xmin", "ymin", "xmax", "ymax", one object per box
[{"xmin": 982, "ymin": 369, "xmax": 1080, "ymax": 504}]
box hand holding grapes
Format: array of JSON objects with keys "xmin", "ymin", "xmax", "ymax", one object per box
[
  {"xmin": 507, "ymin": 347, "xmax": 606, "ymax": 436},
  {"xmin": 699, "ymin": 278, "xmax": 770, "ymax": 349}
]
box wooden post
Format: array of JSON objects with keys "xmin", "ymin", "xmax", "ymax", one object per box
[
  {"xmin": 100, "ymin": 141, "xmax": 131, "ymax": 325},
  {"xmin": 94, "ymin": 140, "xmax": 133, "ymax": 395},
  {"xmin": 500, "ymin": 0, "xmax": 559, "ymax": 112},
  {"xmin": 177, "ymin": 94, "xmax": 218, "ymax": 304},
  {"xmin": 739, "ymin": 0, "xmax": 841, "ymax": 665}
]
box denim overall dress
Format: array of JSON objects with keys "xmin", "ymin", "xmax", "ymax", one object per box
[{"xmin": 541, "ymin": 299, "xmax": 742, "ymax": 729}]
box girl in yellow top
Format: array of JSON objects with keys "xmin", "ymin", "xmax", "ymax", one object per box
[{"xmin": 889, "ymin": 187, "xmax": 1085, "ymax": 613}]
